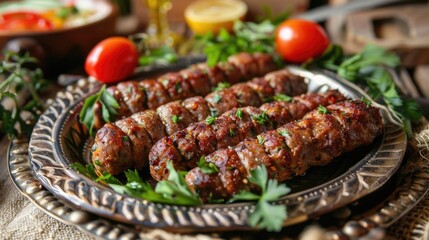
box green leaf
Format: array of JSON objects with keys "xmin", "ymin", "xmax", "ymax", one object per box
[
  {"xmin": 262, "ymin": 179, "xmax": 291, "ymax": 201},
  {"xmin": 213, "ymin": 82, "xmax": 231, "ymax": 92},
  {"xmin": 79, "ymin": 85, "xmax": 119, "ymax": 136},
  {"xmin": 317, "ymin": 105, "xmax": 330, "ymax": 114},
  {"xmin": 248, "ymin": 201, "xmax": 287, "ymax": 232},
  {"xmin": 69, "ymin": 162, "xmax": 98, "ymax": 179},
  {"xmin": 154, "ymin": 161, "xmax": 202, "ymax": 205},
  {"xmin": 236, "ymin": 108, "xmax": 243, "ymax": 119},
  {"xmin": 197, "ymin": 156, "xmax": 220, "ymax": 174},
  {"xmin": 172, "ymin": 115, "xmax": 182, "ymax": 123},
  {"xmin": 229, "ymin": 190, "xmax": 260, "ymax": 202},
  {"xmin": 96, "ymin": 172, "xmax": 122, "ymax": 185},
  {"xmin": 252, "ymin": 111, "xmax": 269, "ymax": 125},
  {"xmin": 138, "ymin": 46, "xmax": 178, "ymax": 66},
  {"xmin": 273, "ymin": 93, "xmax": 292, "ymax": 102},
  {"xmin": 205, "ymin": 115, "xmax": 217, "ymax": 125},
  {"xmin": 249, "ymin": 165, "xmax": 268, "ymax": 193}
]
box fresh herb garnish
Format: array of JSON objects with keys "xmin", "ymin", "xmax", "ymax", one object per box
[
  {"xmin": 172, "ymin": 115, "xmax": 182, "ymax": 123},
  {"xmin": 230, "ymin": 165, "xmax": 291, "ymax": 231},
  {"xmin": 138, "ymin": 46, "xmax": 178, "ymax": 66},
  {"xmin": 70, "ymin": 162, "xmax": 98, "ymax": 180},
  {"xmin": 308, "ymin": 44, "xmax": 422, "ymax": 136},
  {"xmin": 277, "ymin": 129, "xmax": 289, "ymax": 137},
  {"xmin": 252, "ymin": 111, "xmax": 269, "ymax": 125},
  {"xmin": 79, "ymin": 85, "xmax": 119, "ymax": 136},
  {"xmin": 361, "ymin": 97, "xmax": 372, "ymax": 106},
  {"xmin": 71, "ymin": 161, "xmax": 202, "ymax": 206},
  {"xmin": 236, "ymin": 108, "xmax": 243, "ymax": 119},
  {"xmin": 257, "ymin": 135, "xmax": 266, "ymax": 145},
  {"xmin": 211, "ymin": 94, "xmax": 222, "ymax": 103},
  {"xmin": 273, "ymin": 93, "xmax": 292, "ymax": 102},
  {"xmin": 205, "ymin": 115, "xmax": 217, "ymax": 125},
  {"xmin": 155, "ymin": 161, "xmax": 202, "ymax": 205},
  {"xmin": 0, "ymin": 52, "xmax": 47, "ymax": 138},
  {"xmin": 197, "ymin": 156, "xmax": 220, "ymax": 174},
  {"xmin": 196, "ymin": 20, "xmax": 281, "ymax": 67},
  {"xmin": 229, "ymin": 128, "xmax": 235, "ymax": 137},
  {"xmin": 213, "ymin": 82, "xmax": 231, "ymax": 92},
  {"xmin": 210, "ymin": 107, "xmax": 218, "ymax": 117},
  {"xmin": 317, "ymin": 105, "xmax": 330, "ymax": 114}
]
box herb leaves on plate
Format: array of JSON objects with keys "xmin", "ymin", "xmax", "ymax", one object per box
[
  {"xmin": 71, "ymin": 161, "xmax": 202, "ymax": 206},
  {"xmin": 230, "ymin": 165, "xmax": 291, "ymax": 231},
  {"xmin": 308, "ymin": 44, "xmax": 422, "ymax": 135},
  {"xmin": 79, "ymin": 85, "xmax": 119, "ymax": 136},
  {"xmin": 0, "ymin": 52, "xmax": 47, "ymax": 138},
  {"xmin": 70, "ymin": 160, "xmax": 290, "ymax": 231}
]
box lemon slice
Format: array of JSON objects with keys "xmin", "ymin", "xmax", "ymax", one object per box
[{"xmin": 185, "ymin": 0, "xmax": 247, "ymax": 34}]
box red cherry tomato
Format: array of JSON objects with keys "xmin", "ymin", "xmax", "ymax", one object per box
[
  {"xmin": 0, "ymin": 11, "xmax": 54, "ymax": 32},
  {"xmin": 275, "ymin": 19, "xmax": 329, "ymax": 63},
  {"xmin": 85, "ymin": 37, "xmax": 139, "ymax": 83}
]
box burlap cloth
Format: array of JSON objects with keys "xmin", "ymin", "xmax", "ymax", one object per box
[{"xmin": 1, "ymin": 121, "xmax": 429, "ymax": 240}]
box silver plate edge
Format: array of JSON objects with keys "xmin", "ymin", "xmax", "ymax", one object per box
[{"xmin": 28, "ymin": 66, "xmax": 407, "ymax": 231}]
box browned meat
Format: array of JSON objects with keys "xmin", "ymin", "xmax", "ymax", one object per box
[
  {"xmin": 253, "ymin": 52, "xmax": 278, "ymax": 75},
  {"xmin": 264, "ymin": 69, "xmax": 309, "ymax": 97},
  {"xmin": 115, "ymin": 118, "xmax": 152, "ymax": 170},
  {"xmin": 228, "ymin": 52, "xmax": 260, "ymax": 80},
  {"xmin": 157, "ymin": 101, "xmax": 197, "ymax": 135},
  {"xmin": 157, "ymin": 72, "xmax": 195, "ymax": 100},
  {"xmin": 139, "ymin": 80, "xmax": 171, "ymax": 109},
  {"xmin": 182, "ymin": 97, "xmax": 211, "ymax": 121},
  {"xmin": 149, "ymin": 90, "xmax": 346, "ymax": 181},
  {"xmin": 231, "ymin": 83, "xmax": 262, "ymax": 107},
  {"xmin": 131, "ymin": 110, "xmax": 166, "ymax": 142},
  {"xmin": 246, "ymin": 77, "xmax": 276, "ymax": 103},
  {"xmin": 180, "ymin": 68, "xmax": 212, "ymax": 96},
  {"xmin": 186, "ymin": 148, "xmax": 250, "ymax": 202},
  {"xmin": 91, "ymin": 53, "xmax": 278, "ymax": 130},
  {"xmin": 193, "ymin": 63, "xmax": 226, "ymax": 87},
  {"xmin": 149, "ymin": 137, "xmax": 183, "ymax": 179},
  {"xmin": 185, "ymin": 100, "xmax": 383, "ymax": 202},
  {"xmin": 205, "ymin": 89, "xmax": 239, "ymax": 115},
  {"xmin": 218, "ymin": 62, "xmax": 242, "ymax": 84},
  {"xmin": 92, "ymin": 68, "xmax": 308, "ymax": 176},
  {"xmin": 92, "ymin": 123, "xmax": 133, "ymax": 175},
  {"xmin": 117, "ymin": 81, "xmax": 146, "ymax": 113}
]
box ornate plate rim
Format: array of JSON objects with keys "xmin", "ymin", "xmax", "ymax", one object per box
[{"xmin": 28, "ymin": 66, "xmax": 407, "ymax": 231}]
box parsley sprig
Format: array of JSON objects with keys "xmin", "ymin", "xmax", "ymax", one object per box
[
  {"xmin": 0, "ymin": 52, "xmax": 47, "ymax": 138},
  {"xmin": 196, "ymin": 20, "xmax": 281, "ymax": 67},
  {"xmin": 70, "ymin": 161, "xmax": 202, "ymax": 206},
  {"xmin": 230, "ymin": 165, "xmax": 291, "ymax": 231},
  {"xmin": 70, "ymin": 160, "xmax": 290, "ymax": 231},
  {"xmin": 79, "ymin": 85, "xmax": 119, "ymax": 136},
  {"xmin": 308, "ymin": 44, "xmax": 422, "ymax": 135},
  {"xmin": 197, "ymin": 156, "xmax": 220, "ymax": 174}
]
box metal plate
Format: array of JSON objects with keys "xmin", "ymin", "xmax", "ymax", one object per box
[{"xmin": 28, "ymin": 66, "xmax": 407, "ymax": 232}]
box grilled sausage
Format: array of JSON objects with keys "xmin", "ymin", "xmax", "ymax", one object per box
[
  {"xmin": 149, "ymin": 90, "xmax": 346, "ymax": 181},
  {"xmin": 185, "ymin": 100, "xmax": 383, "ymax": 202},
  {"xmin": 92, "ymin": 69, "xmax": 307, "ymax": 175},
  {"xmin": 92, "ymin": 52, "xmax": 278, "ymax": 130}
]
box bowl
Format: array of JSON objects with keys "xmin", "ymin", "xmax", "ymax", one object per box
[{"xmin": 0, "ymin": 0, "xmax": 117, "ymax": 75}]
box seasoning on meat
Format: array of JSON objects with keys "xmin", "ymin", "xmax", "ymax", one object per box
[
  {"xmin": 92, "ymin": 52, "xmax": 278, "ymax": 130},
  {"xmin": 149, "ymin": 90, "xmax": 346, "ymax": 181},
  {"xmin": 185, "ymin": 100, "xmax": 383, "ymax": 202},
  {"xmin": 92, "ymin": 68, "xmax": 308, "ymax": 175}
]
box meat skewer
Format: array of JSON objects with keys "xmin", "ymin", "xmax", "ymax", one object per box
[
  {"xmin": 149, "ymin": 90, "xmax": 347, "ymax": 181},
  {"xmin": 92, "ymin": 69, "xmax": 307, "ymax": 175},
  {"xmin": 92, "ymin": 52, "xmax": 279, "ymax": 130},
  {"xmin": 184, "ymin": 100, "xmax": 383, "ymax": 202}
]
